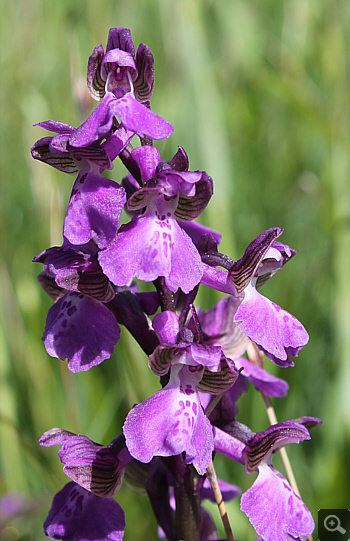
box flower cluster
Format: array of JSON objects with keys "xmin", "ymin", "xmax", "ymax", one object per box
[{"xmin": 32, "ymin": 27, "xmax": 320, "ymax": 541}]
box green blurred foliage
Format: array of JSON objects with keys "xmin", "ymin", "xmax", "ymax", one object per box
[{"xmin": 1, "ymin": 1, "xmax": 349, "ymax": 539}]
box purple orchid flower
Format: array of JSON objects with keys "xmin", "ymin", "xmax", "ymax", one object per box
[
  {"xmin": 32, "ymin": 121, "xmax": 127, "ymax": 249},
  {"xmin": 240, "ymin": 420, "xmax": 319, "ymax": 541},
  {"xmin": 99, "ymin": 146, "xmax": 213, "ymax": 293},
  {"xmin": 123, "ymin": 310, "xmax": 238, "ymax": 474},
  {"xmin": 69, "ymin": 28, "xmax": 173, "ymax": 147},
  {"xmin": 213, "ymin": 419, "xmax": 320, "ymax": 541},
  {"xmin": 201, "ymin": 228, "xmax": 309, "ymax": 367},
  {"xmin": 34, "ymin": 242, "xmax": 121, "ymax": 373}
]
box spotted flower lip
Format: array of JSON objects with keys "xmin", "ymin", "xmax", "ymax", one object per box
[
  {"xmin": 42, "ymin": 291, "xmax": 121, "ymax": 373},
  {"xmin": 43, "ymin": 481, "xmax": 125, "ymax": 541},
  {"xmin": 63, "ymin": 166, "xmax": 126, "ymax": 250},
  {"xmin": 98, "ymin": 146, "xmax": 212, "ymax": 293},
  {"xmin": 34, "ymin": 241, "xmax": 121, "ymax": 372},
  {"xmin": 123, "ymin": 363, "xmax": 215, "ymax": 475},
  {"xmin": 124, "ymin": 309, "xmax": 239, "ymax": 474}
]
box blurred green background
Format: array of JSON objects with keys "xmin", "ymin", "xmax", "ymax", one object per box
[{"xmin": 1, "ymin": 0, "xmax": 349, "ymax": 539}]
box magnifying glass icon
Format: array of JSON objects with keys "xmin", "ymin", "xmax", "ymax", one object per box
[{"xmin": 324, "ymin": 515, "xmax": 346, "ymax": 534}]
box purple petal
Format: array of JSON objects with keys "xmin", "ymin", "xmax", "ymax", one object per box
[
  {"xmin": 64, "ymin": 170, "xmax": 126, "ymax": 250},
  {"xmin": 101, "ymin": 127, "xmax": 134, "ymax": 162},
  {"xmin": 199, "ymin": 508, "xmax": 219, "ymax": 541},
  {"xmin": 134, "ymin": 44, "xmax": 154, "ymax": 104},
  {"xmin": 198, "ymin": 297, "xmax": 249, "ymax": 360},
  {"xmin": 101, "ymin": 49, "xmax": 136, "ymax": 71},
  {"xmin": 40, "ymin": 429, "xmax": 125, "ymax": 497},
  {"xmin": 234, "ymin": 357, "xmax": 289, "ymax": 397},
  {"xmin": 179, "ymin": 220, "xmax": 222, "ymax": 247},
  {"xmin": 169, "ymin": 146, "xmax": 189, "ymax": 172},
  {"xmin": 43, "ymin": 292, "xmax": 120, "ymax": 373},
  {"xmin": 99, "ymin": 204, "xmax": 202, "ymax": 293},
  {"xmin": 212, "ymin": 426, "xmax": 245, "ymax": 465},
  {"xmin": 34, "ymin": 120, "xmax": 74, "ymax": 134},
  {"xmin": 69, "ymin": 94, "xmax": 116, "ymax": 148},
  {"xmin": 123, "ymin": 365, "xmax": 213, "ymax": 474},
  {"xmin": 112, "ymin": 93, "xmax": 173, "ymax": 140},
  {"xmin": 241, "ymin": 464, "xmax": 314, "ymax": 541},
  {"xmin": 201, "ymin": 264, "xmax": 237, "ymax": 296},
  {"xmin": 153, "ymin": 311, "xmax": 180, "ymax": 343},
  {"xmin": 201, "ymin": 477, "xmax": 241, "ymax": 502},
  {"xmin": 44, "ymin": 482, "xmax": 125, "ymax": 541},
  {"xmin": 131, "ymin": 145, "xmax": 161, "ymax": 182},
  {"xmin": 234, "ymin": 284, "xmax": 309, "ymax": 366}
]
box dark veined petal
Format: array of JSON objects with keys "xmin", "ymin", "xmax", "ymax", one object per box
[
  {"xmin": 37, "ymin": 272, "xmax": 67, "ymax": 301},
  {"xmin": 243, "ymin": 421, "xmax": 311, "ymax": 474},
  {"xmin": 67, "ymin": 141, "xmax": 112, "ymax": 169},
  {"xmin": 228, "ymin": 228, "xmax": 283, "ymax": 294},
  {"xmin": 197, "ymin": 356, "xmax": 239, "ymax": 395},
  {"xmin": 134, "ymin": 43, "xmax": 154, "ymax": 104},
  {"xmin": 87, "ymin": 44, "xmax": 106, "ymax": 101},
  {"xmin": 31, "ymin": 137, "xmax": 78, "ymax": 174},
  {"xmin": 174, "ymin": 172, "xmax": 213, "ymax": 221},
  {"xmin": 39, "ymin": 429, "xmax": 126, "ymax": 497},
  {"xmin": 148, "ymin": 344, "xmax": 178, "ymax": 376}
]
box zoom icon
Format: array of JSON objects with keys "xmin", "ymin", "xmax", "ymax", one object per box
[{"xmin": 318, "ymin": 509, "xmax": 350, "ymax": 541}]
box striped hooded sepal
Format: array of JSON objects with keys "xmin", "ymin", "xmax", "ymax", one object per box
[
  {"xmin": 34, "ymin": 247, "xmax": 115, "ymax": 303},
  {"xmin": 197, "ymin": 356, "xmax": 239, "ymax": 395},
  {"xmin": 39, "ymin": 428, "xmax": 126, "ymax": 497},
  {"xmin": 243, "ymin": 420, "xmax": 311, "ymax": 474},
  {"xmin": 228, "ymin": 228, "xmax": 283, "ymax": 295},
  {"xmin": 31, "ymin": 137, "xmax": 78, "ymax": 174},
  {"xmin": 133, "ymin": 44, "xmax": 154, "ymax": 105},
  {"xmin": 87, "ymin": 45, "xmax": 106, "ymax": 100},
  {"xmin": 174, "ymin": 171, "xmax": 213, "ymax": 222},
  {"xmin": 149, "ymin": 341, "xmax": 223, "ymax": 377}
]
